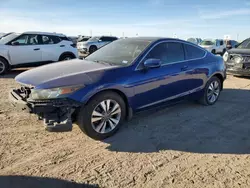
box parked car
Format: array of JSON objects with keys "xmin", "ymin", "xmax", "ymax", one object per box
[
  {"xmin": 225, "ymin": 40, "xmax": 238, "ymax": 50},
  {"xmin": 0, "ymin": 32, "xmax": 78, "ymax": 75},
  {"xmin": 224, "ymin": 37, "xmax": 250, "ymax": 76},
  {"xmin": 77, "ymin": 36, "xmax": 118, "ymax": 53},
  {"xmin": 10, "ymin": 37, "xmax": 226, "ymax": 140},
  {"xmin": 187, "ymin": 38, "xmax": 202, "ymax": 45},
  {"xmin": 200, "ymin": 39, "xmax": 226, "ymax": 55}
]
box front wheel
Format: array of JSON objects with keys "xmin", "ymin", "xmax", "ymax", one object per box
[
  {"xmin": 89, "ymin": 46, "xmax": 97, "ymax": 54},
  {"xmin": 199, "ymin": 76, "xmax": 221, "ymax": 105},
  {"xmin": 0, "ymin": 57, "xmax": 9, "ymax": 75},
  {"xmin": 211, "ymin": 49, "xmax": 216, "ymax": 54},
  {"xmin": 59, "ymin": 54, "xmax": 74, "ymax": 61},
  {"xmin": 77, "ymin": 92, "xmax": 126, "ymax": 140}
]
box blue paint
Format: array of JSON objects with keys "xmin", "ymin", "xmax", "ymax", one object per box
[{"xmin": 16, "ymin": 38, "xmax": 226, "ymax": 114}]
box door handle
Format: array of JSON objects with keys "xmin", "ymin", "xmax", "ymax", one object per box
[
  {"xmin": 60, "ymin": 45, "xmax": 65, "ymax": 47},
  {"xmin": 181, "ymin": 65, "xmax": 189, "ymax": 71},
  {"xmin": 33, "ymin": 48, "xmax": 40, "ymax": 51}
]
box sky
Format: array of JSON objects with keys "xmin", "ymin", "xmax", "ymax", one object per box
[{"xmin": 0, "ymin": 0, "xmax": 250, "ymax": 40}]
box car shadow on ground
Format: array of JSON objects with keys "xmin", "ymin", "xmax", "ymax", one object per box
[
  {"xmin": 103, "ymin": 88, "xmax": 250, "ymax": 154},
  {"xmin": 0, "ymin": 68, "xmax": 28, "ymax": 79},
  {"xmin": 0, "ymin": 175, "xmax": 99, "ymax": 188}
]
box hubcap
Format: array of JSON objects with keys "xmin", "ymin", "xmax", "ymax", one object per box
[
  {"xmin": 91, "ymin": 99, "xmax": 121, "ymax": 134},
  {"xmin": 0, "ymin": 61, "xmax": 5, "ymax": 74},
  {"xmin": 207, "ymin": 80, "xmax": 220, "ymax": 103},
  {"xmin": 64, "ymin": 57, "xmax": 71, "ymax": 60}
]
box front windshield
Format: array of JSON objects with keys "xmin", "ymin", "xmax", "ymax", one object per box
[
  {"xmin": 85, "ymin": 39, "xmax": 151, "ymax": 66},
  {"xmin": 201, "ymin": 40, "xmax": 215, "ymax": 46},
  {"xmin": 0, "ymin": 33, "xmax": 19, "ymax": 44},
  {"xmin": 237, "ymin": 38, "xmax": 250, "ymax": 49},
  {"xmin": 79, "ymin": 37, "xmax": 90, "ymax": 42},
  {"xmin": 87, "ymin": 36, "xmax": 100, "ymax": 42}
]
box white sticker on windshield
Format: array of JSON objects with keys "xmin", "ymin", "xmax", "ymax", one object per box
[{"xmin": 122, "ymin": 60, "xmax": 128, "ymax": 64}]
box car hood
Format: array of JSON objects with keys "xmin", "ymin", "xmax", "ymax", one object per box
[
  {"xmin": 228, "ymin": 48, "xmax": 250, "ymax": 55},
  {"xmin": 0, "ymin": 44, "xmax": 7, "ymax": 49},
  {"xmin": 15, "ymin": 59, "xmax": 117, "ymax": 89}
]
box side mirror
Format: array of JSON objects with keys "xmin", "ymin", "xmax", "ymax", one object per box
[
  {"xmin": 144, "ymin": 58, "xmax": 161, "ymax": 69},
  {"xmin": 235, "ymin": 44, "xmax": 239, "ymax": 48},
  {"xmin": 98, "ymin": 39, "xmax": 102, "ymax": 42},
  {"xmin": 11, "ymin": 41, "xmax": 20, "ymax": 46}
]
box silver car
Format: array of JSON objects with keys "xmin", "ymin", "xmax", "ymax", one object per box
[{"xmin": 77, "ymin": 36, "xmax": 118, "ymax": 53}]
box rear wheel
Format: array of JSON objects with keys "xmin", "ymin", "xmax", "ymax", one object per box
[
  {"xmin": 199, "ymin": 76, "xmax": 221, "ymax": 105},
  {"xmin": 59, "ymin": 54, "xmax": 74, "ymax": 61},
  {"xmin": 0, "ymin": 57, "xmax": 9, "ymax": 75},
  {"xmin": 89, "ymin": 46, "xmax": 97, "ymax": 54},
  {"xmin": 211, "ymin": 49, "xmax": 216, "ymax": 54},
  {"xmin": 77, "ymin": 92, "xmax": 126, "ymax": 140}
]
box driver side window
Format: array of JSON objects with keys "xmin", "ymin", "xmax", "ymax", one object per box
[
  {"xmin": 143, "ymin": 42, "xmax": 185, "ymax": 66},
  {"xmin": 12, "ymin": 35, "xmax": 29, "ymax": 45},
  {"xmin": 12, "ymin": 34, "xmax": 40, "ymax": 45}
]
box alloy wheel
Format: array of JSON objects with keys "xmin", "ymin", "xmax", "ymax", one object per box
[
  {"xmin": 207, "ymin": 80, "xmax": 220, "ymax": 103},
  {"xmin": 0, "ymin": 61, "xmax": 5, "ymax": 74},
  {"xmin": 91, "ymin": 99, "xmax": 121, "ymax": 134},
  {"xmin": 64, "ymin": 57, "xmax": 71, "ymax": 60}
]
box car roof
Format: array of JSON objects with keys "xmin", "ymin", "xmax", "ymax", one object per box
[
  {"xmin": 123, "ymin": 37, "xmax": 189, "ymax": 43},
  {"xmin": 22, "ymin": 31, "xmax": 67, "ymax": 37}
]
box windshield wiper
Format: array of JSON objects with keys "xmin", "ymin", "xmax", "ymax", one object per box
[{"xmin": 93, "ymin": 60, "xmax": 114, "ymax": 66}]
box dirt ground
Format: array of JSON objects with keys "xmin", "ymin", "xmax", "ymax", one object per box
[{"xmin": 1, "ymin": 71, "xmax": 250, "ymax": 188}]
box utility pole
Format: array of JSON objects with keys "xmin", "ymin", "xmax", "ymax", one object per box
[{"xmin": 90, "ymin": 30, "xmax": 92, "ymax": 37}]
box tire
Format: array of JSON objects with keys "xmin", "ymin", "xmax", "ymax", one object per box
[
  {"xmin": 199, "ymin": 76, "xmax": 221, "ymax": 106},
  {"xmin": 0, "ymin": 57, "xmax": 9, "ymax": 75},
  {"xmin": 211, "ymin": 49, "xmax": 216, "ymax": 54},
  {"xmin": 59, "ymin": 54, "xmax": 74, "ymax": 61},
  {"xmin": 77, "ymin": 91, "xmax": 126, "ymax": 140},
  {"xmin": 89, "ymin": 46, "xmax": 97, "ymax": 54}
]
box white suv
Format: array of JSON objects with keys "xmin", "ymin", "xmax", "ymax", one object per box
[
  {"xmin": 199, "ymin": 39, "xmax": 226, "ymax": 55},
  {"xmin": 77, "ymin": 36, "xmax": 118, "ymax": 54},
  {"xmin": 0, "ymin": 32, "xmax": 78, "ymax": 75}
]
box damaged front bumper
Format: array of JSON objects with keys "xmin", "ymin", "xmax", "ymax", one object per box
[
  {"xmin": 226, "ymin": 62, "xmax": 250, "ymax": 76},
  {"xmin": 9, "ymin": 88, "xmax": 81, "ymax": 131}
]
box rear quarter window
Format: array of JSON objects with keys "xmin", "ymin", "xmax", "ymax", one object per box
[{"xmin": 185, "ymin": 44, "xmax": 206, "ymax": 60}]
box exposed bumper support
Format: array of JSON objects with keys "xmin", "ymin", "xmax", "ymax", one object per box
[{"xmin": 9, "ymin": 89, "xmax": 81, "ymax": 131}]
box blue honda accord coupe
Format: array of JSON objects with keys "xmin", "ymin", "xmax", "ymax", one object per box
[{"xmin": 10, "ymin": 37, "xmax": 226, "ymax": 140}]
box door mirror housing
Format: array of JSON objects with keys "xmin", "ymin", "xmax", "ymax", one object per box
[
  {"xmin": 98, "ymin": 39, "xmax": 102, "ymax": 42},
  {"xmin": 11, "ymin": 41, "xmax": 20, "ymax": 46},
  {"xmin": 144, "ymin": 58, "xmax": 161, "ymax": 69}
]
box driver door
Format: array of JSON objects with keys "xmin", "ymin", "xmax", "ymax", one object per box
[
  {"xmin": 131, "ymin": 42, "xmax": 191, "ymax": 110},
  {"xmin": 8, "ymin": 34, "xmax": 42, "ymax": 65}
]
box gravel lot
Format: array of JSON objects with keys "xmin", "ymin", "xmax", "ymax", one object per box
[{"xmin": 1, "ymin": 70, "xmax": 250, "ymax": 188}]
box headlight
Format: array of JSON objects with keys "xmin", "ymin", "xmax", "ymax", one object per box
[
  {"xmin": 223, "ymin": 51, "xmax": 229, "ymax": 61},
  {"xmin": 234, "ymin": 56, "xmax": 243, "ymax": 64},
  {"xmin": 30, "ymin": 86, "xmax": 81, "ymax": 100}
]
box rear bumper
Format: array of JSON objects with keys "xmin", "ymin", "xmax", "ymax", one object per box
[{"xmin": 9, "ymin": 89, "xmax": 81, "ymax": 130}]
